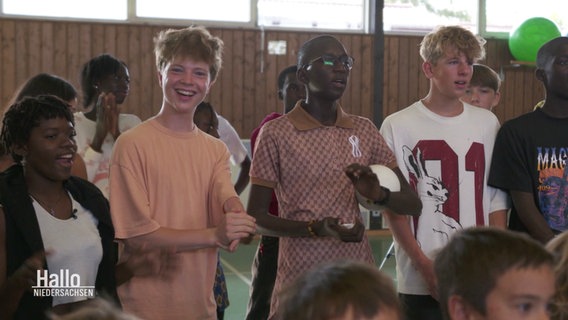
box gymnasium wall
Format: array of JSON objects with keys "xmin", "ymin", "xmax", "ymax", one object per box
[{"xmin": 0, "ymin": 18, "xmax": 544, "ymax": 137}]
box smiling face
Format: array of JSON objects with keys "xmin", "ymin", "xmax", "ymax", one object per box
[
  {"xmin": 159, "ymin": 55, "xmax": 213, "ymax": 116},
  {"xmin": 424, "ymin": 47, "xmax": 473, "ymax": 100},
  {"xmin": 17, "ymin": 117, "xmax": 77, "ymax": 183},
  {"xmin": 98, "ymin": 63, "xmax": 130, "ymax": 105}
]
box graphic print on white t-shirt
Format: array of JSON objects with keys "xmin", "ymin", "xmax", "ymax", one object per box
[{"xmin": 402, "ymin": 145, "xmax": 463, "ymax": 256}]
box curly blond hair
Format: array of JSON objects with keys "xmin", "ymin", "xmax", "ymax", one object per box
[
  {"xmin": 419, "ymin": 25, "xmax": 486, "ymax": 65},
  {"xmin": 153, "ymin": 25, "xmax": 224, "ymax": 82},
  {"xmin": 547, "ymin": 232, "xmax": 568, "ymax": 320}
]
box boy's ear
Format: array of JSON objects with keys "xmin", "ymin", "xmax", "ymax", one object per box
[
  {"xmin": 277, "ymin": 90, "xmax": 284, "ymax": 101},
  {"xmin": 422, "ymin": 61, "xmax": 434, "ymax": 79},
  {"xmin": 297, "ymin": 67, "xmax": 309, "ymax": 85},
  {"xmin": 535, "ymin": 68, "xmax": 546, "ymax": 83},
  {"xmin": 448, "ymin": 295, "xmax": 477, "ymax": 320},
  {"xmin": 157, "ymin": 71, "xmax": 164, "ymax": 87},
  {"xmin": 492, "ymin": 91, "xmax": 501, "ymax": 108}
]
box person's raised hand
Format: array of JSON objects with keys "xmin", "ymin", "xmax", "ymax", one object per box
[{"xmin": 345, "ymin": 163, "xmax": 385, "ymax": 202}]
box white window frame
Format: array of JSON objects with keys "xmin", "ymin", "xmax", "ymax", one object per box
[{"xmin": 0, "ymin": 0, "xmax": 564, "ymax": 38}]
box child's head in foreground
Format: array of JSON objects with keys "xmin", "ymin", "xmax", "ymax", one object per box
[
  {"xmin": 153, "ymin": 25, "xmax": 224, "ymax": 82},
  {"xmin": 277, "ymin": 260, "xmax": 401, "ymax": 320},
  {"xmin": 461, "ymin": 64, "xmax": 501, "ymax": 111},
  {"xmin": 546, "ymin": 231, "xmax": 568, "ymax": 320},
  {"xmin": 419, "ymin": 25, "xmax": 486, "ymax": 65},
  {"xmin": 435, "ymin": 227, "xmax": 555, "ymax": 320}
]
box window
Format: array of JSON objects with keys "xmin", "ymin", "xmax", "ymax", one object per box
[
  {"xmin": 2, "ymin": 0, "xmax": 126, "ymax": 20},
  {"xmin": 485, "ymin": 0, "xmax": 568, "ymax": 36},
  {"xmin": 258, "ymin": 0, "xmax": 367, "ymax": 32},
  {"xmin": 384, "ymin": 0, "xmax": 477, "ymax": 34},
  {"xmin": 136, "ymin": 0, "xmax": 251, "ymax": 22},
  {"xmin": 1, "ymin": 0, "xmax": 567, "ymax": 37}
]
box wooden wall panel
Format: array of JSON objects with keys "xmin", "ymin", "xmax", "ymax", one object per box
[{"xmin": 0, "ymin": 18, "xmax": 544, "ymax": 139}]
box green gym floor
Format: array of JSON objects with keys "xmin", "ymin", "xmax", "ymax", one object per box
[{"xmin": 219, "ymin": 233, "xmax": 396, "ymax": 319}]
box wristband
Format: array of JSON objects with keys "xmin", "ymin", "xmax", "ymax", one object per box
[
  {"xmin": 307, "ymin": 220, "xmax": 317, "ymax": 237},
  {"xmin": 373, "ymin": 187, "xmax": 391, "ymax": 205}
]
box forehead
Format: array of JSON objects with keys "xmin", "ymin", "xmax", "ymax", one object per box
[
  {"xmin": 441, "ymin": 47, "xmax": 468, "ymax": 59},
  {"xmin": 486, "ymin": 266, "xmax": 554, "ymax": 311},
  {"xmin": 305, "ymin": 37, "xmax": 346, "ymax": 58}
]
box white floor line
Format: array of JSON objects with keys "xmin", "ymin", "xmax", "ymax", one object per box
[{"xmin": 220, "ymin": 257, "xmax": 252, "ymax": 287}]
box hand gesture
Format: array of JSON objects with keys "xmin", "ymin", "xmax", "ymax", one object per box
[
  {"xmin": 345, "ymin": 163, "xmax": 385, "ymax": 202},
  {"xmin": 13, "ymin": 251, "xmax": 47, "ymax": 290},
  {"xmin": 92, "ymin": 92, "xmax": 120, "ymax": 151},
  {"xmin": 312, "ymin": 217, "xmax": 365, "ymax": 243},
  {"xmin": 215, "ymin": 211, "xmax": 256, "ymax": 252}
]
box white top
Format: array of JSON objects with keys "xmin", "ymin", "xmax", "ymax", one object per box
[
  {"xmin": 74, "ymin": 112, "xmax": 141, "ymax": 198},
  {"xmin": 380, "ymin": 101, "xmax": 509, "ymax": 295},
  {"xmin": 33, "ymin": 193, "xmax": 102, "ymax": 306},
  {"xmin": 217, "ymin": 114, "xmax": 248, "ymax": 165}
]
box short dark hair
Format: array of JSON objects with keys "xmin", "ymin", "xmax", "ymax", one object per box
[
  {"xmin": 80, "ymin": 54, "xmax": 127, "ymax": 107},
  {"xmin": 435, "ymin": 227, "xmax": 554, "ymax": 320},
  {"xmin": 536, "ymin": 36, "xmax": 568, "ymax": 69},
  {"xmin": 1, "ymin": 95, "xmax": 74, "ymax": 163},
  {"xmin": 297, "ymin": 35, "xmax": 341, "ymax": 67},
  {"xmin": 195, "ymin": 101, "xmax": 216, "ymax": 116},
  {"xmin": 277, "ymin": 260, "xmax": 401, "ymax": 320},
  {"xmin": 12, "ymin": 73, "xmax": 77, "ymax": 105},
  {"xmin": 470, "ymin": 64, "xmax": 501, "ymax": 92},
  {"xmin": 277, "ymin": 65, "xmax": 298, "ymax": 91}
]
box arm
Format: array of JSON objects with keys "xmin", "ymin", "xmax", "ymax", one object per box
[
  {"xmin": 489, "ymin": 210, "xmax": 507, "ymax": 229},
  {"xmin": 71, "ymin": 153, "xmax": 88, "ymax": 180},
  {"xmin": 383, "ymin": 210, "xmax": 438, "ymax": 299},
  {"xmin": 0, "ymin": 209, "xmax": 46, "ymax": 318},
  {"xmin": 121, "ymin": 194, "xmax": 255, "ymax": 253},
  {"xmin": 233, "ymin": 155, "xmax": 251, "ymax": 195},
  {"xmin": 345, "ymin": 164, "xmax": 422, "ymax": 216},
  {"xmin": 247, "ymin": 184, "xmax": 364, "ymax": 241},
  {"xmin": 511, "ymin": 190, "xmax": 555, "ymax": 243}
]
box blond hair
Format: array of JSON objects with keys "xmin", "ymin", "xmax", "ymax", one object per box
[
  {"xmin": 420, "ymin": 25, "xmax": 486, "ymax": 65},
  {"xmin": 546, "ymin": 232, "xmax": 568, "ymax": 320},
  {"xmin": 153, "ymin": 25, "xmax": 223, "ymax": 81}
]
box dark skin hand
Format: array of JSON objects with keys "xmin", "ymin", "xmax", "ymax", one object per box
[
  {"xmin": 246, "ymin": 184, "xmax": 366, "ymax": 243},
  {"xmin": 0, "ymin": 251, "xmax": 47, "ymax": 319},
  {"xmin": 345, "ymin": 163, "xmax": 422, "ymax": 216},
  {"xmin": 511, "ymin": 190, "xmax": 555, "ymax": 243},
  {"xmin": 90, "ymin": 92, "xmax": 120, "ymax": 152}
]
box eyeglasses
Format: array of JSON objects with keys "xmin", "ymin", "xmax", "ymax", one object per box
[{"xmin": 305, "ymin": 54, "xmax": 355, "ymax": 70}]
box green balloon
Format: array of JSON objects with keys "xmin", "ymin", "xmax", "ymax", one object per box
[{"xmin": 508, "ymin": 17, "xmax": 561, "ymax": 62}]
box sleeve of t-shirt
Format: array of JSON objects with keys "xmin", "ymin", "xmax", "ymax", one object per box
[
  {"xmin": 365, "ymin": 118, "xmax": 396, "ymax": 166},
  {"xmin": 489, "ymin": 122, "xmax": 533, "ymax": 193},
  {"xmin": 208, "ymin": 146, "xmax": 241, "ymax": 226},
  {"xmin": 109, "ymin": 135, "xmax": 160, "ymax": 239},
  {"xmin": 249, "ymin": 124, "xmax": 279, "ymax": 189},
  {"xmin": 217, "ymin": 115, "xmax": 248, "ymax": 165},
  {"xmin": 488, "ymin": 185, "xmax": 511, "ymax": 213}
]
